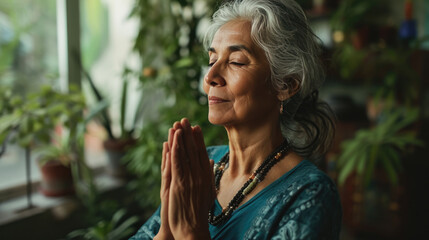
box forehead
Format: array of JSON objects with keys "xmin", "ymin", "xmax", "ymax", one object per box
[{"xmin": 211, "ymin": 20, "xmax": 255, "ymax": 51}]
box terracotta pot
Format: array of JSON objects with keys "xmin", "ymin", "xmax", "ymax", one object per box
[
  {"xmin": 103, "ymin": 138, "xmax": 137, "ymax": 178},
  {"xmin": 38, "ymin": 160, "xmax": 74, "ymax": 197},
  {"xmin": 351, "ymin": 27, "xmax": 369, "ymax": 50}
]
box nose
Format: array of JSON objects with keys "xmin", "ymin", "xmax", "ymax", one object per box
[{"xmin": 204, "ymin": 63, "xmax": 226, "ymax": 87}]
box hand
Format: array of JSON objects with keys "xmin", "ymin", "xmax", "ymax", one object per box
[
  {"xmin": 155, "ymin": 126, "xmax": 177, "ymax": 240},
  {"xmin": 168, "ymin": 118, "xmax": 214, "ymax": 239}
]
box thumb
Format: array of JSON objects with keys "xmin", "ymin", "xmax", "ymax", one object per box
[
  {"xmin": 210, "ymin": 159, "xmax": 214, "ymax": 170},
  {"xmin": 210, "ymin": 159, "xmax": 216, "ymax": 199}
]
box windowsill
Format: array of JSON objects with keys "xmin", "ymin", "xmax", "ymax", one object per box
[{"xmin": 0, "ymin": 169, "xmax": 125, "ymax": 227}]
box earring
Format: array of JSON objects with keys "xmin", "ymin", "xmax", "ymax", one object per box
[{"xmin": 280, "ymin": 101, "xmax": 284, "ymax": 114}]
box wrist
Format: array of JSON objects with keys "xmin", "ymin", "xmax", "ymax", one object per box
[
  {"xmin": 174, "ymin": 227, "xmax": 211, "ymax": 240},
  {"xmin": 155, "ymin": 227, "xmax": 173, "ymax": 240},
  {"xmin": 187, "ymin": 231, "xmax": 211, "ymax": 240}
]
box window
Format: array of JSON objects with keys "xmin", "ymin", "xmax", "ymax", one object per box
[
  {"xmin": 0, "ymin": 0, "xmax": 58, "ymax": 191},
  {"xmin": 0, "ymin": 0, "xmax": 140, "ymax": 198}
]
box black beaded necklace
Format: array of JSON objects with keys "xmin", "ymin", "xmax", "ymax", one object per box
[{"xmin": 208, "ymin": 140, "xmax": 290, "ymax": 226}]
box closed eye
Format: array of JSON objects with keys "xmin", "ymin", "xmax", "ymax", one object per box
[
  {"xmin": 208, "ymin": 62, "xmax": 215, "ymax": 67},
  {"xmin": 230, "ymin": 62, "xmax": 245, "ymax": 66}
]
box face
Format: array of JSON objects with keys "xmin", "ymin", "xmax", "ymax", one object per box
[{"xmin": 203, "ymin": 20, "xmax": 279, "ymax": 127}]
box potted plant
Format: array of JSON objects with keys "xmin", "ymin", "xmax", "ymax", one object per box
[
  {"xmin": 336, "ymin": 107, "xmax": 423, "ymax": 237},
  {"xmin": 35, "ymin": 132, "xmax": 75, "ymax": 196},
  {"xmin": 0, "ymin": 85, "xmax": 88, "ymax": 198},
  {"xmin": 337, "ymin": 108, "xmax": 423, "ymax": 187},
  {"xmin": 82, "ymin": 67, "xmax": 143, "ymax": 177}
]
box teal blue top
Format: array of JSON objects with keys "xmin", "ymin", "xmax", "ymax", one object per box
[{"xmin": 130, "ymin": 145, "xmax": 342, "ymax": 240}]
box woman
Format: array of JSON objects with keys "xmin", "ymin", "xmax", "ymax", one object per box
[{"xmin": 131, "ymin": 0, "xmax": 341, "ymax": 239}]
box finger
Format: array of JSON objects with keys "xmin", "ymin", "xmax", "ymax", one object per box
[
  {"xmin": 173, "ymin": 121, "xmax": 182, "ymax": 131},
  {"xmin": 180, "ymin": 118, "xmax": 199, "ymax": 171},
  {"xmin": 210, "ymin": 159, "xmax": 214, "ymax": 172},
  {"xmin": 177, "ymin": 129, "xmax": 190, "ymax": 176},
  {"xmin": 210, "ymin": 159, "xmax": 216, "ymax": 199},
  {"xmin": 160, "ymin": 152, "xmax": 171, "ymax": 234},
  {"xmin": 161, "ymin": 142, "xmax": 168, "ymax": 196},
  {"xmin": 161, "ymin": 142, "xmax": 168, "ymax": 172},
  {"xmin": 192, "ymin": 125, "xmax": 210, "ymax": 173},
  {"xmin": 209, "ymin": 159, "xmax": 215, "ymax": 185},
  {"xmin": 161, "ymin": 151, "xmax": 172, "ymax": 198},
  {"xmin": 168, "ymin": 128, "xmax": 175, "ymax": 152},
  {"xmin": 164, "ymin": 152, "xmax": 172, "ymax": 190},
  {"xmin": 193, "ymin": 126, "xmax": 215, "ymax": 200},
  {"xmin": 171, "ymin": 129, "xmax": 187, "ymax": 180}
]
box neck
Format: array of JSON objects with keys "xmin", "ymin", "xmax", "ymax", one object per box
[{"xmin": 225, "ymin": 119, "xmax": 284, "ymax": 177}]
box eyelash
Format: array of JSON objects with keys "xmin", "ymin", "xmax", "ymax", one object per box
[{"xmin": 208, "ymin": 61, "xmax": 245, "ymax": 67}]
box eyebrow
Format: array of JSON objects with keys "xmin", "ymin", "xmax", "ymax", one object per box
[{"xmin": 208, "ymin": 44, "xmax": 252, "ymax": 54}]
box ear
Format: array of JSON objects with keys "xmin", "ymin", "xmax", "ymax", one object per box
[{"xmin": 277, "ymin": 78, "xmax": 300, "ymax": 101}]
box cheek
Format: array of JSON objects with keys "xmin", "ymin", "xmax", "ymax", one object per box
[{"xmin": 234, "ymin": 80, "xmax": 276, "ymax": 110}]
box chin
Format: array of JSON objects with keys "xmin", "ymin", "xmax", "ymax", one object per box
[
  {"xmin": 208, "ymin": 116, "xmax": 223, "ymax": 126},
  {"xmin": 208, "ymin": 112, "xmax": 228, "ymax": 126}
]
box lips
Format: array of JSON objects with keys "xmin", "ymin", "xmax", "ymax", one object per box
[{"xmin": 208, "ymin": 96, "xmax": 229, "ymax": 105}]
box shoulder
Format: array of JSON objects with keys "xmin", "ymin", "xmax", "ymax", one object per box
[
  {"xmin": 291, "ymin": 160, "xmax": 337, "ymax": 193},
  {"xmin": 244, "ymin": 161, "xmax": 342, "ymax": 239},
  {"xmin": 275, "ymin": 161, "xmax": 342, "ymax": 239},
  {"xmin": 206, "ymin": 145, "xmax": 229, "ymax": 163},
  {"xmin": 285, "ymin": 160, "xmax": 340, "ymax": 213}
]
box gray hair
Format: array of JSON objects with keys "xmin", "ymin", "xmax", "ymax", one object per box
[{"xmin": 203, "ymin": 0, "xmax": 335, "ymax": 160}]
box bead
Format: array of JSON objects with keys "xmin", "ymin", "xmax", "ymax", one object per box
[
  {"xmin": 255, "ymin": 173, "xmax": 262, "ymax": 182},
  {"xmin": 208, "ymin": 140, "xmax": 289, "ymax": 226},
  {"xmin": 249, "ymin": 173, "xmax": 255, "ymax": 180},
  {"xmin": 243, "ymin": 180, "xmax": 258, "ymax": 195}
]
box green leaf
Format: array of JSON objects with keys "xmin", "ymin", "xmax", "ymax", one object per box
[
  {"xmin": 338, "ymin": 153, "xmax": 361, "ymax": 186},
  {"xmin": 67, "ymin": 229, "xmax": 88, "ymax": 238},
  {"xmin": 385, "ymin": 133, "xmax": 423, "ymax": 150},
  {"xmin": 356, "ymin": 150, "xmax": 368, "ymax": 174},
  {"xmin": 0, "ymin": 113, "xmax": 21, "ymax": 133},
  {"xmin": 111, "ymin": 209, "xmax": 126, "ymax": 227},
  {"xmin": 85, "ymin": 100, "xmax": 109, "ymax": 124},
  {"xmin": 174, "ymin": 57, "xmax": 193, "ymax": 68},
  {"xmin": 363, "ymin": 144, "xmax": 379, "ymax": 187},
  {"xmin": 384, "ymin": 146, "xmax": 401, "ymax": 171},
  {"xmin": 18, "ymin": 133, "xmax": 33, "ymax": 147},
  {"xmin": 389, "ymin": 109, "xmax": 419, "ymax": 133},
  {"xmin": 337, "ymin": 137, "xmax": 363, "ymax": 166},
  {"xmin": 120, "ymin": 78, "xmax": 129, "ymax": 138},
  {"xmin": 107, "ymin": 216, "xmax": 138, "ymax": 240},
  {"xmin": 379, "ymin": 149, "xmax": 398, "ymax": 186}
]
